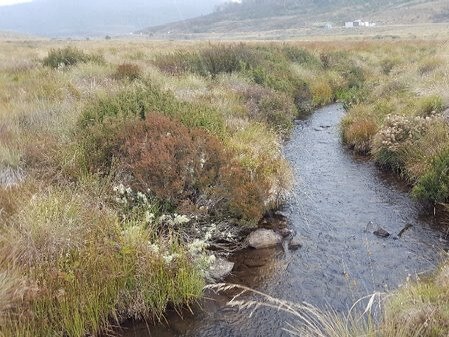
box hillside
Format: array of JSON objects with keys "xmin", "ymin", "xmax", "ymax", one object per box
[
  {"xmin": 0, "ymin": 0, "xmax": 225, "ymax": 37},
  {"xmin": 141, "ymin": 0, "xmax": 449, "ymax": 36}
]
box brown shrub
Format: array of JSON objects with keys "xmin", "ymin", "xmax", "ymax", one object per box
[
  {"xmin": 119, "ymin": 113, "xmax": 225, "ymax": 206},
  {"xmin": 0, "ymin": 181, "xmax": 36, "ymax": 221},
  {"xmin": 218, "ymin": 164, "xmax": 270, "ymax": 223},
  {"xmin": 118, "ymin": 113, "xmax": 269, "ymax": 223},
  {"xmin": 114, "ymin": 63, "xmax": 142, "ymax": 81},
  {"xmin": 342, "ymin": 117, "xmax": 378, "ymax": 154}
]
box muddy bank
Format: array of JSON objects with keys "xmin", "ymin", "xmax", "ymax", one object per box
[{"xmin": 122, "ymin": 104, "xmax": 448, "ymax": 337}]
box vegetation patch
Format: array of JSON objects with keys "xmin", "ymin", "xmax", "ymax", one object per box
[{"xmin": 42, "ymin": 46, "xmax": 105, "ymax": 69}]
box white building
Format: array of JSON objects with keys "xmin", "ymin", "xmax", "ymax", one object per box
[{"xmin": 345, "ymin": 20, "xmax": 376, "ymax": 28}]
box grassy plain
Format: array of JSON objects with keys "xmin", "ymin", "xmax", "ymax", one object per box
[{"xmin": 0, "ymin": 37, "xmax": 448, "ymax": 336}]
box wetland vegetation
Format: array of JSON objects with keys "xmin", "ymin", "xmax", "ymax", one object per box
[{"xmin": 0, "ymin": 39, "xmax": 448, "ymax": 336}]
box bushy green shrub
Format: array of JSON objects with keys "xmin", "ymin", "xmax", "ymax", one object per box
[
  {"xmin": 282, "ymin": 45, "xmax": 320, "ymax": 66},
  {"xmin": 42, "ymin": 47, "xmax": 104, "ymax": 69},
  {"xmin": 413, "ymin": 149, "xmax": 449, "ymax": 203},
  {"xmin": 152, "ymin": 50, "xmax": 198, "ymax": 75},
  {"xmin": 194, "ymin": 44, "xmax": 258, "ymax": 77},
  {"xmin": 336, "ymin": 86, "xmax": 367, "ymax": 109},
  {"xmin": 154, "ymin": 44, "xmax": 261, "ymax": 78}
]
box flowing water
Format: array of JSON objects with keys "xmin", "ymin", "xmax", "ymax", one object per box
[{"xmin": 123, "ymin": 104, "xmax": 448, "ymax": 337}]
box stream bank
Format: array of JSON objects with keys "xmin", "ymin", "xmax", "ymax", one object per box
[{"xmin": 122, "ymin": 104, "xmax": 447, "ymax": 337}]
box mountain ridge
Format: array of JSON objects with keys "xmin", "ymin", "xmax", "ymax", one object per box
[{"xmin": 141, "ymin": 0, "xmax": 449, "ymax": 36}]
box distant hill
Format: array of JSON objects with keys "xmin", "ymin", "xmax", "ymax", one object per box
[
  {"xmin": 141, "ymin": 0, "xmax": 449, "ymax": 36},
  {"xmin": 0, "ymin": 0, "xmax": 225, "ymax": 37}
]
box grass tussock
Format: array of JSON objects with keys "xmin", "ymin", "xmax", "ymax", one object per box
[
  {"xmin": 212, "ymin": 263, "xmax": 449, "ymax": 337},
  {"xmin": 1, "ymin": 187, "xmax": 204, "ymax": 337},
  {"xmin": 42, "ymin": 46, "xmax": 105, "ymax": 69}
]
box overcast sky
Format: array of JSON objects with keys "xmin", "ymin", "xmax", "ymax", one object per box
[{"xmin": 0, "ymin": 0, "xmax": 32, "ymax": 6}]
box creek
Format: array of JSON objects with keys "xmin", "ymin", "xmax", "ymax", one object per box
[{"xmin": 123, "ymin": 104, "xmax": 447, "ymax": 337}]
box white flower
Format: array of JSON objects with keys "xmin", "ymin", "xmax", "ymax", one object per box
[
  {"xmin": 145, "ymin": 211, "xmax": 155, "ymax": 223},
  {"xmin": 114, "ymin": 184, "xmax": 126, "ymax": 195},
  {"xmin": 208, "ymin": 255, "xmax": 216, "ymax": 265},
  {"xmin": 188, "ymin": 239, "xmax": 208, "ymax": 255},
  {"xmin": 137, "ymin": 192, "xmax": 147, "ymax": 202},
  {"xmin": 148, "ymin": 243, "xmax": 160, "ymax": 254},
  {"xmin": 173, "ymin": 214, "xmax": 190, "ymax": 225},
  {"xmin": 162, "ymin": 253, "xmax": 179, "ymax": 265}
]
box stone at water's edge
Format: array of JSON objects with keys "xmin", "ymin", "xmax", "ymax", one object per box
[
  {"xmin": 247, "ymin": 229, "xmax": 283, "ymax": 249},
  {"xmin": 374, "ymin": 228, "xmax": 391, "ymax": 238},
  {"xmin": 289, "ymin": 235, "xmax": 302, "ymax": 250},
  {"xmin": 206, "ymin": 257, "xmax": 234, "ymax": 282}
]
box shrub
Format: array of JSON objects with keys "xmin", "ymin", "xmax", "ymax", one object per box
[
  {"xmin": 77, "ymin": 83, "xmax": 225, "ymax": 172},
  {"xmin": 380, "ymin": 57, "xmax": 401, "ymax": 75},
  {"xmin": 418, "ymin": 56, "xmax": 443, "ymax": 75},
  {"xmin": 281, "ymin": 46, "xmax": 320, "ymax": 66},
  {"xmin": 336, "ymin": 86, "xmax": 367, "ymax": 109},
  {"xmin": 342, "ymin": 65, "xmax": 365, "ymax": 89},
  {"xmin": 114, "ymin": 63, "xmax": 142, "ymax": 81},
  {"xmin": 154, "ymin": 44, "xmax": 261, "ymax": 78},
  {"xmin": 342, "ymin": 116, "xmax": 378, "ymax": 154},
  {"xmin": 413, "ymin": 149, "xmax": 449, "ymax": 203},
  {"xmin": 153, "ymin": 50, "xmax": 198, "ymax": 75},
  {"xmin": 223, "ymin": 123, "xmax": 292, "ymax": 225},
  {"xmin": 42, "ymin": 47, "xmax": 104, "ymax": 69},
  {"xmin": 218, "ymin": 163, "xmax": 271, "ymax": 223},
  {"xmin": 416, "ymin": 95, "xmax": 444, "ymax": 117},
  {"xmin": 372, "ymin": 115, "xmax": 441, "ymax": 173},
  {"xmin": 243, "ymin": 85, "xmax": 296, "ymax": 134},
  {"xmin": 118, "ymin": 113, "xmax": 226, "ymax": 207},
  {"xmin": 310, "ymin": 78, "xmax": 334, "ymax": 106},
  {"xmin": 195, "ymin": 44, "xmax": 255, "ymax": 77}
]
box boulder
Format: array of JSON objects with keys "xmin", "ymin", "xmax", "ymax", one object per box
[
  {"xmin": 207, "ymin": 257, "xmax": 234, "ymax": 282},
  {"xmin": 247, "ymin": 229, "xmax": 282, "ymax": 249}
]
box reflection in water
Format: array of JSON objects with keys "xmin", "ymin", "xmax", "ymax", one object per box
[{"xmin": 122, "ymin": 104, "xmax": 447, "ymax": 337}]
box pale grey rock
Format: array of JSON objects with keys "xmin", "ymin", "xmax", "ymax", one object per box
[
  {"xmin": 207, "ymin": 257, "xmax": 234, "ymax": 282},
  {"xmin": 247, "ymin": 229, "xmax": 282, "ymax": 249}
]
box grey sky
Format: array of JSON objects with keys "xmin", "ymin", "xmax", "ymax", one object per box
[{"xmin": 0, "ymin": 0, "xmax": 32, "ymax": 6}]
